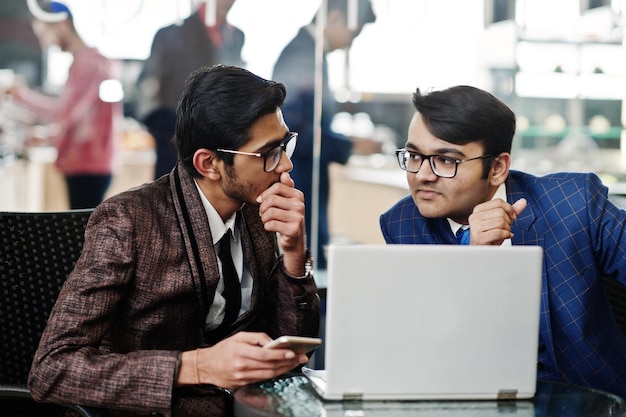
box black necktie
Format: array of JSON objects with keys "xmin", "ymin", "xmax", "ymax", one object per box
[{"xmin": 218, "ymin": 230, "xmax": 241, "ymax": 327}]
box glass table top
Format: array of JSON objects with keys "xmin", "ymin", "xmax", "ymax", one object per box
[{"xmin": 234, "ymin": 374, "xmax": 625, "ymax": 417}]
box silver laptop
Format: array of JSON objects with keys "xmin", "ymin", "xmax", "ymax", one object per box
[{"xmin": 305, "ymin": 244, "xmax": 543, "ymax": 401}]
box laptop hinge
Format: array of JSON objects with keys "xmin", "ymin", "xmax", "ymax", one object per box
[
  {"xmin": 497, "ymin": 389, "xmax": 518, "ymax": 400},
  {"xmin": 342, "ymin": 392, "xmax": 363, "ymax": 401}
]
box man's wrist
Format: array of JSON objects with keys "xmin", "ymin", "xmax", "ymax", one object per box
[
  {"xmin": 175, "ymin": 350, "xmax": 197, "ymax": 386},
  {"xmin": 282, "ymin": 250, "xmax": 314, "ymax": 281}
]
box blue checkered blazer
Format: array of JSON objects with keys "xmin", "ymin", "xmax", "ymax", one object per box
[{"xmin": 380, "ymin": 170, "xmax": 626, "ymax": 397}]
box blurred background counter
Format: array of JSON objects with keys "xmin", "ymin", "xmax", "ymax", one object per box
[{"xmin": 0, "ymin": 139, "xmax": 154, "ymax": 213}]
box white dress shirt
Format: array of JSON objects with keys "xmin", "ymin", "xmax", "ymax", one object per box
[{"xmin": 195, "ymin": 180, "xmax": 253, "ymax": 330}]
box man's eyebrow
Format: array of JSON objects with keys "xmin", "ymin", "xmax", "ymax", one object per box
[
  {"xmin": 436, "ymin": 148, "xmax": 466, "ymax": 157},
  {"xmin": 252, "ymin": 135, "xmax": 286, "ymax": 153},
  {"xmin": 404, "ymin": 143, "xmax": 466, "ymax": 157}
]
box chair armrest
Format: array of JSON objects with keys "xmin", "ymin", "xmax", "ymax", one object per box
[{"xmin": 0, "ymin": 384, "xmax": 110, "ymax": 417}]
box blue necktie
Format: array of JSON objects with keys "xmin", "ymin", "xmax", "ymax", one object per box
[{"xmin": 458, "ymin": 227, "xmax": 471, "ymax": 245}]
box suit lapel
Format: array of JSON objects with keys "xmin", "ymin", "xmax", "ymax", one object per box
[
  {"xmin": 237, "ymin": 205, "xmax": 278, "ymax": 314},
  {"xmin": 170, "ymin": 164, "xmax": 221, "ymax": 324},
  {"xmin": 434, "ymin": 218, "xmax": 458, "ymax": 244},
  {"xmin": 507, "ymin": 175, "xmax": 539, "ymax": 244},
  {"xmin": 238, "ymin": 205, "xmax": 276, "ymax": 281}
]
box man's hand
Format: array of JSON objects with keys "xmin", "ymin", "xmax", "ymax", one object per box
[
  {"xmin": 467, "ymin": 198, "xmax": 527, "ymax": 245},
  {"xmin": 256, "ymin": 172, "xmax": 307, "ymax": 276},
  {"xmin": 176, "ymin": 332, "xmax": 308, "ymax": 389}
]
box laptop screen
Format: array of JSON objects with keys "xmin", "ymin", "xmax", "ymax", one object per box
[{"xmin": 316, "ymin": 244, "xmax": 543, "ymax": 401}]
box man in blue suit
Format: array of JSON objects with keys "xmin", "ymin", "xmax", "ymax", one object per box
[{"xmin": 380, "ymin": 85, "xmax": 626, "ymax": 397}]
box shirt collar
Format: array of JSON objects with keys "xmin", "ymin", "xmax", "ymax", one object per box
[{"xmin": 194, "ymin": 180, "xmax": 238, "ymax": 245}]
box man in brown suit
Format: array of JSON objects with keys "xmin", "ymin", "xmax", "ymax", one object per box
[{"xmin": 28, "ymin": 65, "xmax": 320, "ymax": 417}]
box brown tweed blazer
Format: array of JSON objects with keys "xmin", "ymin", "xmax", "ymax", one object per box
[{"xmin": 28, "ymin": 162, "xmax": 320, "ymax": 417}]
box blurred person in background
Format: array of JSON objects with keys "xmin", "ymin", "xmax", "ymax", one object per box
[
  {"xmin": 5, "ymin": 1, "xmax": 122, "ymax": 209},
  {"xmin": 272, "ymin": 0, "xmax": 377, "ymax": 269},
  {"xmin": 139, "ymin": 0, "xmax": 244, "ymax": 179}
]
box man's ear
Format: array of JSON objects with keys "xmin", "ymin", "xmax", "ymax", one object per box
[
  {"xmin": 489, "ymin": 152, "xmax": 511, "ymax": 187},
  {"xmin": 192, "ymin": 148, "xmax": 221, "ymax": 180}
]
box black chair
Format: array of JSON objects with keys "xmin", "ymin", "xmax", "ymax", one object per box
[{"xmin": 0, "ymin": 210, "xmax": 108, "ymax": 417}]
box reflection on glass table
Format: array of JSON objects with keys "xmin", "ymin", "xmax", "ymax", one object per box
[{"xmin": 234, "ymin": 374, "xmax": 625, "ymax": 417}]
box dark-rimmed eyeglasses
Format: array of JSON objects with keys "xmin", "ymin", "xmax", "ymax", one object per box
[
  {"xmin": 217, "ymin": 132, "xmax": 298, "ymax": 173},
  {"xmin": 395, "ymin": 148, "xmax": 495, "ymax": 178}
]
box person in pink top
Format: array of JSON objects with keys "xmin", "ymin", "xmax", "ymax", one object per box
[{"xmin": 7, "ymin": 1, "xmax": 122, "ymax": 209}]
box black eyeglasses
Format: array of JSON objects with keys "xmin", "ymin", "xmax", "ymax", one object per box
[
  {"xmin": 395, "ymin": 148, "xmax": 495, "ymax": 178},
  {"xmin": 217, "ymin": 132, "xmax": 298, "ymax": 173}
]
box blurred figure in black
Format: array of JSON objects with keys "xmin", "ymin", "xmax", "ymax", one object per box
[
  {"xmin": 272, "ymin": 0, "xmax": 376, "ymax": 269},
  {"xmin": 140, "ymin": 0, "xmax": 244, "ymax": 178}
]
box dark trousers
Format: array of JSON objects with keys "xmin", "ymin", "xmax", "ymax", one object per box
[{"xmin": 65, "ymin": 174, "xmax": 112, "ymax": 209}]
